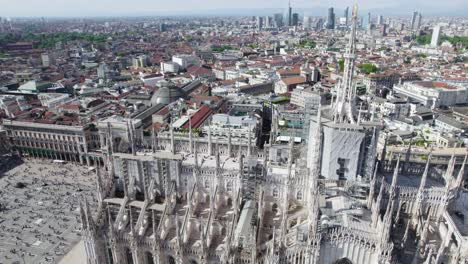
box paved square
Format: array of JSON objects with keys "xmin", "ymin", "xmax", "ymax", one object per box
[{"xmin": 0, "ymin": 157, "xmax": 96, "ymax": 264}]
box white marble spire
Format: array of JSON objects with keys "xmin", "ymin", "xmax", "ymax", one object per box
[
  {"xmin": 365, "ymin": 128, "xmax": 377, "ymax": 180},
  {"xmin": 247, "ymin": 124, "xmax": 252, "ymax": 156},
  {"xmin": 454, "ymin": 152, "xmax": 467, "ymax": 191},
  {"xmin": 308, "ymin": 104, "xmax": 322, "ymax": 237},
  {"xmin": 367, "ymin": 162, "xmax": 379, "ymax": 208},
  {"xmin": 417, "ymin": 151, "xmax": 432, "ymax": 196},
  {"xmin": 96, "ymin": 166, "xmax": 104, "ymax": 203},
  {"xmin": 381, "ymin": 196, "xmax": 394, "ymax": 245},
  {"xmin": 332, "ymin": 5, "xmax": 358, "ymax": 123},
  {"xmin": 170, "ymin": 123, "xmax": 175, "ymax": 154},
  {"xmin": 445, "ymin": 152, "xmax": 456, "ymax": 185},
  {"xmin": 388, "ymin": 156, "xmax": 401, "ymax": 201},
  {"xmin": 208, "ymin": 121, "xmax": 212, "ymax": 156},
  {"xmin": 188, "ymin": 116, "xmax": 193, "ymax": 154},
  {"xmin": 227, "ymin": 126, "xmax": 232, "ymax": 157},
  {"xmin": 372, "ymin": 177, "xmax": 386, "ymax": 228}
]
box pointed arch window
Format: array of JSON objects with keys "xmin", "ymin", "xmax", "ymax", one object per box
[
  {"xmin": 273, "ymin": 188, "xmax": 279, "ymax": 198},
  {"xmin": 168, "ymin": 256, "xmax": 176, "ymax": 264},
  {"xmin": 125, "ymin": 248, "xmax": 133, "ymax": 264},
  {"xmin": 146, "ymin": 252, "xmax": 154, "ymax": 264},
  {"xmin": 296, "ymin": 190, "xmax": 303, "ymax": 201}
]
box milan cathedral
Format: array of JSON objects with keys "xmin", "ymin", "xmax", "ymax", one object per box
[{"xmin": 79, "ymin": 6, "xmax": 468, "ymax": 264}]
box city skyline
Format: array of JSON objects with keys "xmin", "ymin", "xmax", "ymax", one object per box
[
  {"xmin": 0, "ymin": 0, "xmax": 467, "ymax": 262},
  {"xmin": 0, "ymin": 0, "xmax": 467, "ymax": 17}
]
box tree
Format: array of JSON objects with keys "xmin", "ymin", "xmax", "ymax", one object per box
[
  {"xmin": 415, "ymin": 34, "xmax": 468, "ymax": 49},
  {"xmin": 358, "ymin": 63, "xmax": 379, "ymax": 74},
  {"xmin": 338, "ymin": 59, "xmax": 344, "ymax": 72},
  {"xmin": 211, "ymin": 45, "xmax": 236, "ymax": 52},
  {"xmin": 415, "ymin": 35, "xmax": 431, "ymax": 45},
  {"xmin": 0, "ymin": 32, "xmax": 110, "ymax": 50},
  {"xmin": 297, "ymin": 39, "xmax": 316, "ymax": 49}
]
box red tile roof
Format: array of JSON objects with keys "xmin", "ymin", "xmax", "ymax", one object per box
[
  {"xmin": 281, "ymin": 76, "xmax": 307, "ymax": 86},
  {"xmin": 182, "ymin": 105, "xmax": 213, "ymax": 129},
  {"xmin": 186, "ymin": 65, "xmax": 212, "ymax": 76},
  {"xmin": 155, "ymin": 106, "xmax": 170, "ymax": 116}
]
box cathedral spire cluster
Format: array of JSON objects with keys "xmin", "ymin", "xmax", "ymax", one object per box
[{"xmin": 333, "ymin": 5, "xmax": 359, "ymax": 124}]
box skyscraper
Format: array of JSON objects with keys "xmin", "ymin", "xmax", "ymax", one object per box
[
  {"xmin": 431, "ymin": 25, "xmax": 442, "ymax": 47},
  {"xmin": 303, "ymin": 16, "xmax": 312, "ymax": 29},
  {"xmin": 274, "ymin": 13, "xmax": 283, "ymax": 28},
  {"xmin": 292, "ymin": 13, "xmax": 299, "ymax": 26},
  {"xmin": 377, "ymin": 15, "xmax": 383, "ymax": 25},
  {"xmin": 265, "ymin": 16, "xmax": 272, "ymax": 28},
  {"xmin": 315, "ymin": 18, "xmax": 324, "ymax": 31},
  {"xmin": 327, "ymin": 7, "xmax": 335, "ymax": 29},
  {"xmin": 362, "ymin": 12, "xmax": 371, "ymax": 29},
  {"xmin": 256, "ymin": 16, "xmax": 263, "ymax": 30},
  {"xmin": 288, "ymin": 1, "xmax": 292, "ymax": 26},
  {"xmin": 411, "ymin": 11, "xmax": 419, "ymax": 30},
  {"xmin": 344, "ymin": 7, "xmax": 349, "ymax": 26},
  {"xmin": 416, "ymin": 13, "xmax": 422, "ymax": 29},
  {"xmin": 380, "ymin": 24, "xmax": 387, "ymax": 37},
  {"xmin": 159, "ymin": 23, "xmax": 166, "ymax": 32}
]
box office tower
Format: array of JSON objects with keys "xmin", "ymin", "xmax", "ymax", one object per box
[
  {"xmin": 256, "ymin": 16, "xmax": 263, "ymax": 30},
  {"xmin": 411, "ymin": 11, "xmax": 418, "ymax": 30},
  {"xmin": 377, "ymin": 15, "xmax": 383, "ymax": 25},
  {"xmin": 274, "ymin": 13, "xmax": 283, "ymax": 27},
  {"xmin": 265, "ymin": 16, "xmax": 272, "ymax": 28},
  {"xmin": 292, "ymin": 13, "xmax": 299, "ymax": 26},
  {"xmin": 159, "ymin": 23, "xmax": 166, "ymax": 32},
  {"xmin": 363, "ymin": 12, "xmax": 371, "ymax": 30},
  {"xmin": 315, "ymin": 18, "xmax": 324, "ymax": 30},
  {"xmin": 431, "ymin": 25, "xmax": 442, "ymax": 47},
  {"xmin": 416, "ymin": 13, "xmax": 422, "ymax": 29},
  {"xmin": 399, "ymin": 22, "xmax": 405, "ymax": 31},
  {"xmin": 327, "ymin": 7, "xmax": 335, "ymax": 29},
  {"xmin": 362, "ymin": 12, "xmax": 371, "ymax": 29},
  {"xmin": 288, "ymin": 1, "xmax": 292, "ymax": 26},
  {"xmin": 344, "ymin": 7, "xmax": 349, "ymax": 26},
  {"xmin": 303, "ymin": 16, "xmax": 312, "ymax": 29},
  {"xmin": 380, "ymin": 24, "xmax": 387, "ymax": 36}
]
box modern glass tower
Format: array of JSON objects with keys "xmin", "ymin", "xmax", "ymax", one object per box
[{"xmin": 327, "ymin": 7, "xmax": 335, "ymax": 29}]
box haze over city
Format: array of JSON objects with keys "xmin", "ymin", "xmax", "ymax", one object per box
[{"xmin": 1, "ymin": 0, "xmax": 467, "ymax": 17}]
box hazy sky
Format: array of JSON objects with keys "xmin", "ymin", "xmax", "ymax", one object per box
[{"xmin": 0, "ymin": 0, "xmax": 466, "ymax": 17}]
